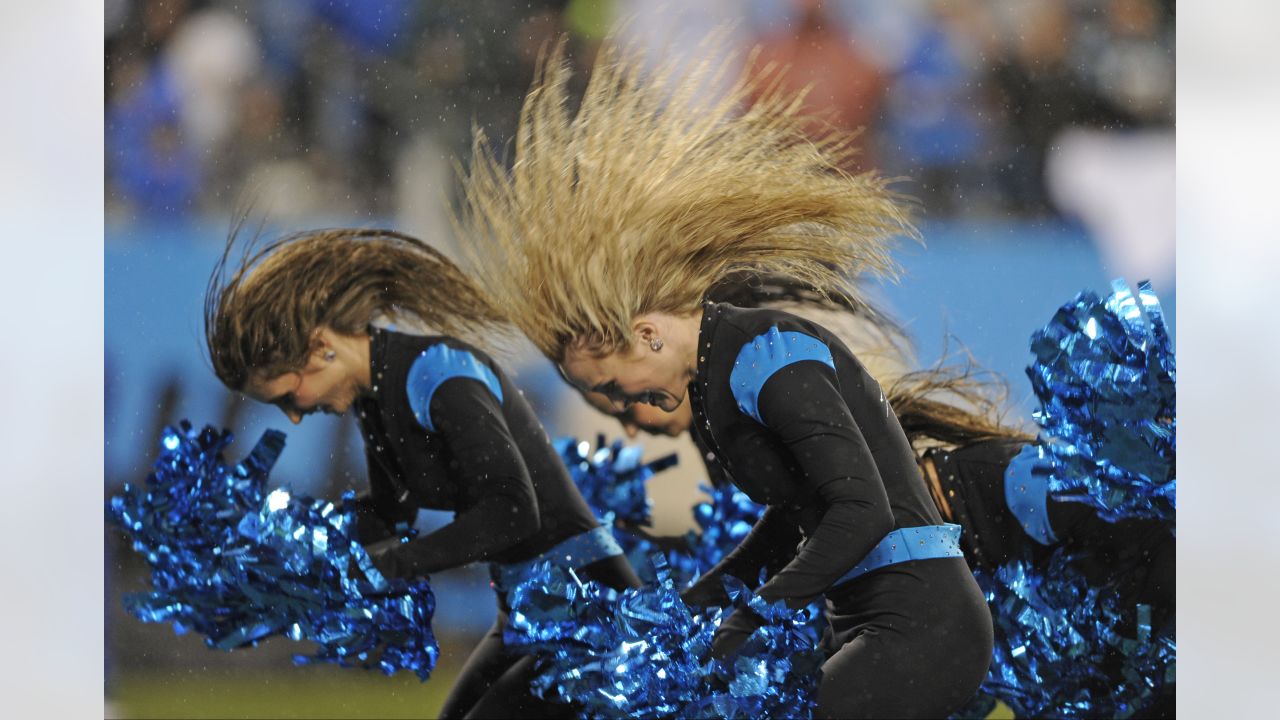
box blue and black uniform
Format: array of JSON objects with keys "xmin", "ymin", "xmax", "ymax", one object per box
[
  {"xmin": 354, "ymin": 327, "xmax": 640, "ymax": 719},
  {"xmin": 926, "ymin": 439, "xmax": 1174, "ymax": 589},
  {"xmin": 926, "ymin": 439, "xmax": 1175, "ymax": 716},
  {"xmin": 681, "ymin": 302, "xmax": 993, "ymax": 719}
]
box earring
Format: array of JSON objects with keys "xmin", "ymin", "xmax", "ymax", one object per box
[
  {"xmin": 323, "ymin": 350, "xmax": 337, "ymax": 362},
  {"xmin": 649, "ymin": 338, "xmax": 664, "ymax": 352}
]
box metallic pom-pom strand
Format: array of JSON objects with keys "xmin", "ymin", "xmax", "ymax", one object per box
[
  {"xmin": 556, "ymin": 435, "xmax": 676, "ymax": 530},
  {"xmin": 684, "ymin": 484, "xmax": 766, "ymax": 583},
  {"xmin": 954, "ymin": 549, "xmax": 1174, "ymax": 719},
  {"xmin": 107, "ymin": 421, "xmax": 439, "ymax": 679},
  {"xmin": 555, "ymin": 437, "xmax": 827, "ymax": 716}
]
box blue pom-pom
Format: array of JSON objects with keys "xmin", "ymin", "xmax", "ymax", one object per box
[
  {"xmin": 549, "ymin": 437, "xmax": 826, "ymax": 716},
  {"xmin": 504, "ymin": 555, "xmax": 825, "ymax": 719},
  {"xmin": 1026, "ymin": 279, "xmax": 1176, "ymax": 524},
  {"xmin": 558, "ymin": 435, "xmax": 699, "ymax": 584},
  {"xmin": 107, "ymin": 421, "xmax": 440, "ymax": 680},
  {"xmin": 954, "ymin": 549, "xmax": 1174, "ymax": 719},
  {"xmin": 684, "ymin": 484, "xmax": 766, "ymax": 584},
  {"xmin": 556, "ymin": 434, "xmax": 675, "ymax": 531},
  {"xmin": 558, "ymin": 434, "xmax": 772, "ymax": 590}
]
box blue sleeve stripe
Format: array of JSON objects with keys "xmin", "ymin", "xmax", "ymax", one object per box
[
  {"xmin": 728, "ymin": 326, "xmax": 835, "ymax": 424},
  {"xmin": 1004, "ymin": 444, "xmax": 1059, "ymax": 546},
  {"xmin": 406, "ymin": 345, "xmax": 504, "ymax": 432}
]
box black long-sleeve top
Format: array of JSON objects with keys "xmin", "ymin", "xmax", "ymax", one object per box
[
  {"xmin": 687, "ymin": 303, "xmax": 944, "ymax": 608},
  {"xmin": 923, "ymin": 439, "xmax": 1030, "ymax": 571},
  {"xmin": 353, "ymin": 328, "xmax": 600, "ymax": 579}
]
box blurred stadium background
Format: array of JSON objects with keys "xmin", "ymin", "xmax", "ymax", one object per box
[{"xmin": 104, "ymin": 0, "xmax": 1174, "ymax": 717}]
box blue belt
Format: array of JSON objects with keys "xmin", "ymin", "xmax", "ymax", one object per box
[
  {"xmin": 490, "ymin": 526, "xmax": 623, "ymax": 593},
  {"xmin": 831, "ymin": 523, "xmax": 964, "ymax": 588}
]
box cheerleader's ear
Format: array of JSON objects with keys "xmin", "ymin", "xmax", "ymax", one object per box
[
  {"xmin": 307, "ymin": 326, "xmax": 337, "ymax": 361},
  {"xmin": 632, "ymin": 317, "xmax": 667, "ymax": 354}
]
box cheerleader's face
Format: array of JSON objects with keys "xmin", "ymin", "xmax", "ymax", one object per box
[
  {"xmin": 582, "ymin": 389, "xmax": 693, "ymax": 438},
  {"xmin": 244, "ymin": 335, "xmax": 363, "ymax": 424},
  {"xmin": 561, "ymin": 327, "xmax": 691, "ymax": 414}
]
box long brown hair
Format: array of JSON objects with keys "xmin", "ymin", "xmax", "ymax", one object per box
[
  {"xmin": 886, "ymin": 355, "xmax": 1035, "ymax": 449},
  {"xmin": 456, "ymin": 38, "xmax": 916, "ymax": 361},
  {"xmin": 204, "ymin": 227, "xmax": 506, "ymax": 391}
]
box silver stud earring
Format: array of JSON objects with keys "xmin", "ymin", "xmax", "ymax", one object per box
[
  {"xmin": 649, "ymin": 338, "xmax": 664, "ymax": 352},
  {"xmin": 323, "ymin": 350, "xmax": 337, "ymax": 362}
]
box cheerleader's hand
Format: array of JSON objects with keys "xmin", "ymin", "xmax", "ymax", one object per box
[
  {"xmin": 681, "ymin": 570, "xmax": 732, "ymax": 608},
  {"xmin": 365, "ymin": 539, "xmax": 407, "ymax": 581},
  {"xmin": 710, "ymin": 606, "xmax": 764, "ymax": 660}
]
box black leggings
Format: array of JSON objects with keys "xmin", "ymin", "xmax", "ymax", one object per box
[
  {"xmin": 439, "ymin": 554, "xmax": 642, "ymax": 719},
  {"xmin": 816, "ymin": 557, "xmax": 993, "ymax": 719}
]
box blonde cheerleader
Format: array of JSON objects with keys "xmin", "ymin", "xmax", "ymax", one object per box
[{"xmin": 455, "ymin": 40, "xmax": 993, "ymax": 718}]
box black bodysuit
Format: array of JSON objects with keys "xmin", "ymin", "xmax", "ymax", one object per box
[
  {"xmin": 684, "ymin": 303, "xmax": 993, "ymax": 719},
  {"xmin": 354, "ymin": 328, "xmax": 639, "ymax": 719}
]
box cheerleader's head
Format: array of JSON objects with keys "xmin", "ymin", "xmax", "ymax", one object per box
[
  {"xmin": 204, "ymin": 227, "xmax": 506, "ymax": 422},
  {"xmin": 557, "ymin": 308, "xmax": 703, "ymax": 422},
  {"xmin": 573, "ymin": 273, "xmax": 912, "ymax": 437},
  {"xmin": 456, "ymin": 37, "xmax": 914, "ymax": 395}
]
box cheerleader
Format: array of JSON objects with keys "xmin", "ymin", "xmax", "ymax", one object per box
[
  {"xmin": 204, "ymin": 228, "xmax": 641, "ymax": 718},
  {"xmin": 454, "ymin": 41, "xmax": 993, "ymax": 718},
  {"xmin": 586, "ymin": 278, "xmax": 1176, "ymax": 718}
]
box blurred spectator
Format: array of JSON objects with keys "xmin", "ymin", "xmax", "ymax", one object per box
[
  {"xmin": 139, "ymin": 0, "xmax": 188, "ymax": 54},
  {"xmin": 614, "ymin": 0, "xmax": 750, "ymax": 100},
  {"xmin": 1084, "ymin": 0, "xmax": 1175, "ymax": 125},
  {"xmin": 1035, "ymin": 0, "xmax": 1175, "ymax": 290},
  {"xmin": 106, "ymin": 57, "xmax": 201, "ymax": 218},
  {"xmin": 983, "ymin": 0, "xmax": 1173, "ymax": 216},
  {"xmin": 165, "ymin": 6, "xmax": 260, "ymax": 155},
  {"xmin": 987, "ymin": 1, "xmax": 1098, "ymax": 215},
  {"xmin": 746, "ymin": 0, "xmax": 887, "ymax": 172},
  {"xmin": 230, "ymin": 76, "xmax": 331, "ymax": 220},
  {"xmin": 878, "ymin": 0, "xmax": 1002, "ymax": 216}
]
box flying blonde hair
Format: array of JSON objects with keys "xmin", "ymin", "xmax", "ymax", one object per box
[{"xmin": 457, "ymin": 38, "xmax": 916, "ymax": 361}]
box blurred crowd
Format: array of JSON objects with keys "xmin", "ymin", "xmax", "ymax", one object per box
[{"xmin": 105, "ymin": 0, "xmax": 1174, "ymax": 225}]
